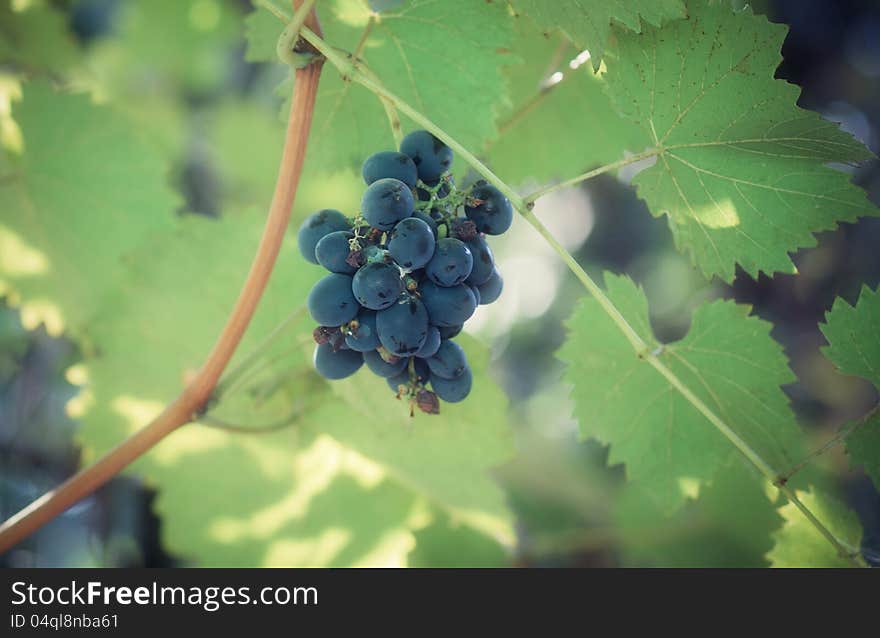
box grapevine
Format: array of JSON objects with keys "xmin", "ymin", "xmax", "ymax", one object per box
[{"xmin": 0, "ymin": 0, "xmax": 876, "ymax": 569}]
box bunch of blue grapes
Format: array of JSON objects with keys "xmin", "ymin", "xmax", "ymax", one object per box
[{"xmin": 297, "ymin": 130, "xmax": 512, "ymax": 414}]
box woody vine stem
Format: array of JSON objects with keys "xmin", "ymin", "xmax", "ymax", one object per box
[{"xmin": 0, "ymin": 1, "xmax": 865, "ymax": 567}]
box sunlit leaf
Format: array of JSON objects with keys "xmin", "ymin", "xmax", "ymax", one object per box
[
  {"xmin": 75, "ymin": 214, "xmax": 514, "ymax": 564},
  {"xmin": 510, "ymin": 0, "xmax": 686, "ymax": 68},
  {"xmin": 768, "ymin": 488, "xmax": 862, "ymax": 567},
  {"xmin": 559, "ymin": 273, "xmax": 803, "ymax": 511},
  {"xmin": 245, "ymin": 0, "xmax": 515, "ymax": 172},
  {"xmin": 486, "ymin": 17, "xmax": 644, "ymax": 186},
  {"xmin": 604, "ymin": 1, "xmax": 876, "ymax": 281},
  {"xmin": 0, "ymin": 82, "xmax": 178, "ymax": 336}
]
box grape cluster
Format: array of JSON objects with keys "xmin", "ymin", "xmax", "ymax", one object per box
[{"xmin": 298, "ymin": 130, "xmax": 512, "ymax": 414}]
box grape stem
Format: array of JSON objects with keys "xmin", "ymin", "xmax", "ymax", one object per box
[
  {"xmin": 253, "ymin": 1, "xmax": 866, "ymax": 566},
  {"xmin": 0, "ymin": 1, "xmax": 324, "ymax": 554}
]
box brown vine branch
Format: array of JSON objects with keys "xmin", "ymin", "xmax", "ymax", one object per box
[{"xmin": 0, "ymin": 2, "xmax": 323, "ymax": 555}]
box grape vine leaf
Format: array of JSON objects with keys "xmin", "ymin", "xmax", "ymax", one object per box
[
  {"xmin": 0, "ymin": 82, "xmax": 178, "ymax": 337},
  {"xmin": 768, "ymin": 489, "xmax": 862, "ymax": 567},
  {"xmin": 820, "ymin": 285, "xmax": 880, "ymax": 388},
  {"xmin": 77, "ymin": 214, "xmax": 514, "ymax": 565},
  {"xmin": 509, "ymin": 0, "xmax": 686, "ymax": 69},
  {"xmin": 604, "ymin": 1, "xmax": 876, "ymax": 282},
  {"xmin": 486, "ymin": 18, "xmax": 644, "ymax": 185},
  {"xmin": 820, "ymin": 285, "xmax": 880, "ymax": 489},
  {"xmin": 615, "ymin": 460, "xmax": 782, "ymax": 567},
  {"xmin": 558, "ymin": 273, "xmax": 804, "ymax": 512},
  {"xmin": 244, "ymin": 0, "xmax": 515, "ymax": 172},
  {"xmin": 0, "ymin": 0, "xmax": 82, "ymax": 73}
]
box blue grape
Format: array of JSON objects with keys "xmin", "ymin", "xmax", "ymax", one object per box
[
  {"xmin": 386, "ymin": 370, "xmax": 410, "ymax": 392},
  {"xmin": 414, "ymin": 325, "xmax": 441, "ymax": 358},
  {"xmin": 426, "ymin": 339, "xmax": 467, "ymax": 379},
  {"xmin": 413, "ymin": 357, "xmax": 430, "ymax": 383},
  {"xmin": 426, "ymin": 238, "xmax": 473, "ymax": 287},
  {"xmin": 477, "ymin": 269, "xmax": 503, "ymax": 304},
  {"xmin": 467, "ymin": 283, "xmax": 481, "ymax": 306},
  {"xmin": 352, "ymin": 262, "xmax": 403, "ymax": 310},
  {"xmin": 377, "ymin": 298, "xmax": 429, "ymax": 356},
  {"xmin": 388, "ymin": 217, "xmax": 436, "ymax": 270},
  {"xmin": 412, "ymin": 210, "xmax": 439, "ymax": 239},
  {"xmin": 419, "ymin": 281, "xmax": 476, "ymax": 327},
  {"xmin": 464, "ymin": 235, "xmax": 494, "ymax": 286},
  {"xmin": 465, "ymin": 182, "xmax": 513, "ymax": 235},
  {"xmin": 430, "ymin": 365, "xmax": 472, "ymax": 403},
  {"xmin": 314, "ymin": 343, "xmax": 363, "ymax": 380},
  {"xmin": 308, "ymin": 273, "xmax": 359, "ymax": 326},
  {"xmin": 400, "ymin": 130, "xmax": 453, "ymax": 181},
  {"xmin": 361, "ymin": 178, "xmax": 414, "ymax": 231},
  {"xmin": 345, "ymin": 309, "xmax": 380, "ymax": 352},
  {"xmin": 297, "ymin": 209, "xmax": 351, "ymax": 264},
  {"xmin": 362, "ymin": 151, "xmax": 418, "ymax": 188},
  {"xmin": 438, "ymin": 324, "xmax": 462, "ymax": 340},
  {"xmin": 315, "ymin": 230, "xmax": 356, "ymax": 274},
  {"xmin": 364, "ymin": 350, "xmax": 408, "ymax": 377}
]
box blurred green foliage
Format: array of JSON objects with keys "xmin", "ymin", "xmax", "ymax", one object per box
[{"xmin": 0, "ymin": 0, "xmax": 876, "ymax": 567}]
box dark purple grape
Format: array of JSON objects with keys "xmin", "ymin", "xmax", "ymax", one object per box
[
  {"xmin": 388, "ymin": 217, "xmax": 436, "ymax": 270},
  {"xmin": 465, "ymin": 181, "xmax": 513, "ymax": 235},
  {"xmin": 362, "ymin": 151, "xmax": 418, "ymax": 188},
  {"xmin": 352, "ymin": 262, "xmax": 403, "ymax": 310},
  {"xmin": 431, "ymin": 365, "xmax": 472, "ymax": 402},
  {"xmin": 308, "ymin": 273, "xmax": 359, "ymax": 326},
  {"xmin": 419, "ymin": 281, "xmax": 476, "ymax": 327},
  {"xmin": 376, "ymin": 298, "xmax": 429, "ymax": 356},
  {"xmin": 361, "ymin": 178, "xmax": 414, "ymax": 231},
  {"xmin": 297, "ymin": 209, "xmax": 351, "ymax": 264},
  {"xmin": 314, "ymin": 343, "xmax": 363, "ymax": 380},
  {"xmin": 400, "ymin": 130, "xmax": 453, "ymax": 181}
]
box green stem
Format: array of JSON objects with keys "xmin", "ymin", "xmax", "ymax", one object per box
[
  {"xmin": 523, "ymin": 149, "xmax": 663, "ymax": 205},
  {"xmin": 274, "ymin": 0, "xmax": 318, "ymax": 68},
  {"xmin": 520, "ymin": 208, "xmax": 646, "ymax": 351},
  {"xmin": 257, "ymin": 0, "xmax": 867, "ymax": 567}
]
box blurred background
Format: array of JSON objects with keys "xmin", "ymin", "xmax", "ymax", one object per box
[{"xmin": 1, "ymin": 0, "xmax": 878, "ymax": 567}]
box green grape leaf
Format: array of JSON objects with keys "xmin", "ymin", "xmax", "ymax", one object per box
[
  {"xmin": 0, "ymin": 82, "xmax": 178, "ymax": 337},
  {"xmin": 616, "ymin": 460, "xmax": 782, "ymax": 567},
  {"xmin": 558, "ymin": 274, "xmax": 803, "ymax": 512},
  {"xmin": 78, "ymin": 214, "xmax": 514, "ymax": 565},
  {"xmin": 768, "ymin": 489, "xmax": 862, "ymax": 567},
  {"xmin": 0, "ymin": 0, "xmax": 82, "ymax": 73},
  {"xmin": 847, "ymin": 412, "xmax": 880, "ymax": 492},
  {"xmin": 604, "ymin": 1, "xmax": 876, "ymax": 282},
  {"xmin": 820, "ymin": 285, "xmax": 880, "ymax": 488},
  {"xmin": 245, "ymin": 0, "xmax": 515, "ymax": 172},
  {"xmin": 510, "ymin": 0, "xmax": 685, "ymax": 68},
  {"xmin": 486, "ymin": 18, "xmax": 644, "ymax": 185},
  {"xmin": 821, "ymin": 285, "xmax": 880, "ymax": 388}
]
